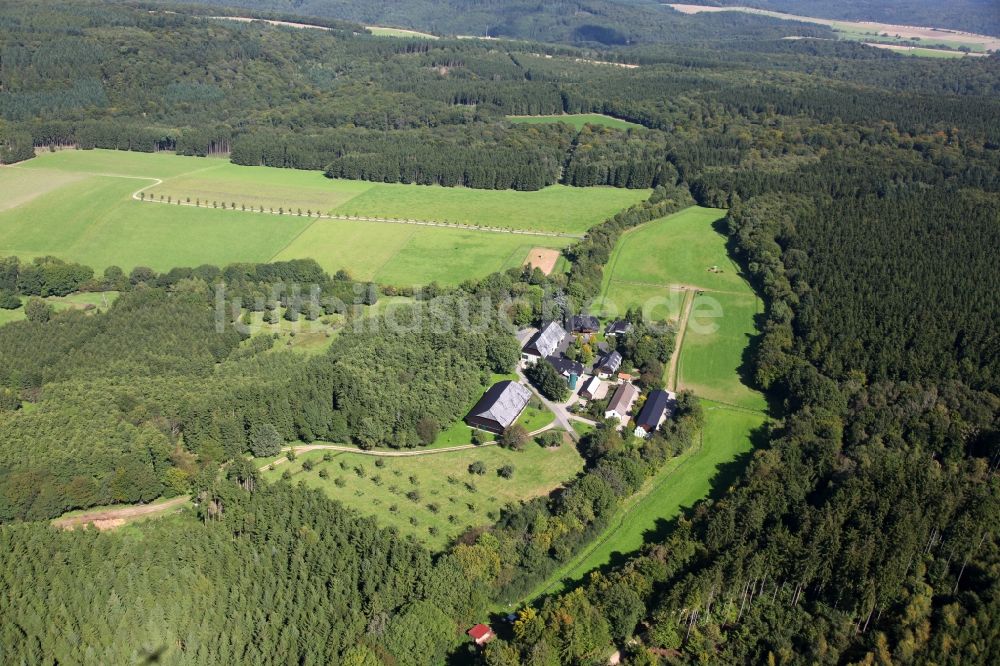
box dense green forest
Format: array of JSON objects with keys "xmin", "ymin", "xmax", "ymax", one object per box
[{"xmin": 1, "ymin": 0, "xmax": 998, "ymax": 664}]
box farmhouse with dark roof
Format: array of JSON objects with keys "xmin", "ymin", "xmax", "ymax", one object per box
[
  {"xmin": 633, "ymin": 389, "xmax": 676, "ymax": 438},
  {"xmin": 465, "ymin": 381, "xmax": 532, "ymax": 434},
  {"xmin": 546, "ymin": 354, "xmax": 584, "ymax": 379},
  {"xmin": 597, "ymin": 350, "xmax": 623, "ymax": 377},
  {"xmin": 569, "ymin": 314, "xmax": 600, "ymax": 334}
]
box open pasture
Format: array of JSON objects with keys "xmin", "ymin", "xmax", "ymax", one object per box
[
  {"xmin": 601, "ymin": 206, "xmax": 743, "ymax": 293},
  {"xmin": 593, "ymin": 205, "xmax": 765, "ymax": 409},
  {"xmin": 508, "ymin": 113, "xmax": 642, "ymax": 131},
  {"xmin": 263, "ymin": 442, "xmax": 583, "ymax": 550},
  {"xmin": 2, "ymin": 150, "xmax": 632, "ymax": 284},
  {"xmin": 27, "ymin": 149, "xmax": 647, "ymax": 234}
]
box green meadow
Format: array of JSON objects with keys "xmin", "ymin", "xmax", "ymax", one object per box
[
  {"xmin": 0, "ymin": 149, "xmax": 652, "ymax": 284},
  {"xmin": 507, "ymin": 113, "xmax": 642, "ymax": 130},
  {"xmin": 680, "ymin": 292, "xmax": 767, "ymax": 411},
  {"xmin": 367, "ymin": 25, "xmax": 437, "ymax": 39},
  {"xmin": 262, "ymin": 442, "xmax": 584, "ymax": 550}
]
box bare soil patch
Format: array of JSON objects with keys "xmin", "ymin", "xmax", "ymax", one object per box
[{"xmin": 524, "ymin": 247, "xmax": 561, "ymax": 275}]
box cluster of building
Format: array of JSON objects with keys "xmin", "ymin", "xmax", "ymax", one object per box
[{"xmin": 463, "ymin": 317, "xmax": 676, "ymax": 438}]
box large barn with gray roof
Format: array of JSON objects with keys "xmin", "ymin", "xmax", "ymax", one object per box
[{"xmin": 465, "ymin": 381, "xmax": 532, "ymax": 434}]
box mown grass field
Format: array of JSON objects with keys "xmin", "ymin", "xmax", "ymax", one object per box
[
  {"xmin": 592, "ymin": 206, "xmax": 737, "ymax": 322},
  {"xmin": 262, "ymin": 442, "xmax": 584, "ymax": 550},
  {"xmin": 1, "ymin": 150, "xmax": 650, "ymax": 284},
  {"xmin": 679, "ymin": 292, "xmax": 767, "ymax": 411},
  {"xmin": 507, "ymin": 113, "xmax": 642, "ymax": 130},
  {"xmin": 519, "ymin": 401, "xmax": 764, "ymax": 601}
]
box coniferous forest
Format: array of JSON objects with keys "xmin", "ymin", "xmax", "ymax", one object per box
[{"xmin": 0, "ymin": 1, "xmax": 998, "ymax": 664}]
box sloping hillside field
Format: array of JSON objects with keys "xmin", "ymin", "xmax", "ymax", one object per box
[{"xmin": 1, "ymin": 150, "xmax": 649, "ymax": 284}]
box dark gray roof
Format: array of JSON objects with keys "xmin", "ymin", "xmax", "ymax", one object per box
[
  {"xmin": 605, "ymin": 320, "xmax": 633, "ymax": 336},
  {"xmin": 599, "ymin": 351, "xmax": 623, "ymax": 373},
  {"xmin": 635, "ymin": 389, "xmax": 672, "ymax": 431},
  {"xmin": 467, "ymin": 381, "xmax": 532, "ymax": 430},
  {"xmin": 570, "ymin": 315, "xmax": 600, "ymax": 332},
  {"xmin": 524, "ymin": 321, "xmax": 568, "ymax": 358},
  {"xmin": 545, "ymin": 354, "xmax": 584, "ymax": 377}
]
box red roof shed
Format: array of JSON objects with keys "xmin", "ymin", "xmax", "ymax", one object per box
[{"xmin": 467, "ymin": 623, "xmax": 495, "ymax": 646}]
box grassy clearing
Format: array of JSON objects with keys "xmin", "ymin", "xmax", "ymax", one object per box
[
  {"xmin": 0, "ymin": 173, "xmax": 314, "ymax": 271},
  {"xmin": 148, "ymin": 162, "xmax": 375, "ymax": 212},
  {"xmin": 667, "ymin": 5, "xmax": 995, "ymax": 54},
  {"xmin": 262, "ymin": 443, "xmax": 584, "ymax": 550},
  {"xmin": 592, "ymin": 281, "xmax": 683, "ymax": 323},
  {"xmin": 507, "ymin": 113, "xmax": 642, "ymax": 130},
  {"xmin": 517, "ymin": 204, "xmax": 770, "ymax": 602},
  {"xmin": 0, "ymin": 291, "xmax": 119, "ymax": 328},
  {"xmin": 367, "ymin": 25, "xmax": 437, "ymax": 39},
  {"xmin": 679, "ymin": 292, "xmax": 766, "ymax": 411},
  {"xmin": 601, "ymin": 206, "xmax": 740, "ymax": 291},
  {"xmin": 28, "ymin": 150, "xmax": 644, "ymax": 234},
  {"xmin": 521, "ymin": 402, "xmax": 763, "ymax": 601}
]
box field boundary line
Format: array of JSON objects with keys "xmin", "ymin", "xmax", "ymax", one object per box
[
  {"xmin": 369, "ymin": 227, "xmax": 420, "ymax": 282},
  {"xmin": 265, "ymin": 215, "xmax": 324, "ymax": 263}
]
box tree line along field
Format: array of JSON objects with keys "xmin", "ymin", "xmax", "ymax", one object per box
[
  {"xmin": 262, "ymin": 442, "xmax": 584, "ymax": 550},
  {"xmin": 521, "ymin": 400, "xmax": 764, "ymax": 602},
  {"xmin": 0, "ymin": 150, "xmax": 649, "ymax": 285}
]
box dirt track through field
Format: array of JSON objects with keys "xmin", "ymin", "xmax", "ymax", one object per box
[
  {"xmin": 666, "ymin": 288, "xmax": 695, "ymax": 392},
  {"xmin": 53, "ymin": 495, "xmax": 190, "ymax": 530}
]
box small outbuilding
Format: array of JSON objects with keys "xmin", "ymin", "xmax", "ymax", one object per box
[
  {"xmin": 465, "ymin": 381, "xmax": 532, "ymax": 434},
  {"xmin": 467, "ymin": 623, "xmax": 495, "ymax": 646},
  {"xmin": 580, "ymin": 375, "xmax": 602, "ymax": 400},
  {"xmin": 597, "ymin": 350, "xmax": 623, "ymax": 377},
  {"xmin": 605, "ymin": 320, "xmax": 633, "ymax": 337}
]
